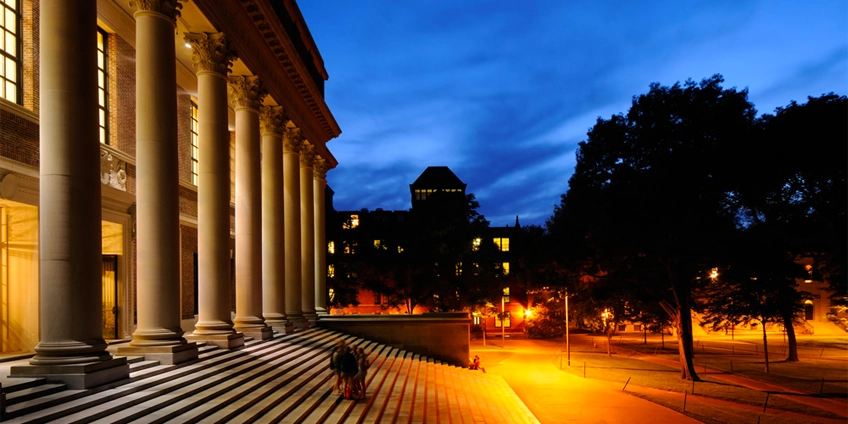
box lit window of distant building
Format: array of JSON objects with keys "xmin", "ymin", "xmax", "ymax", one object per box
[
  {"xmin": 502, "ymin": 287, "xmax": 510, "ymax": 303},
  {"xmin": 495, "ymin": 312, "xmax": 511, "ymax": 328},
  {"xmin": 472, "ymin": 238, "xmax": 481, "ymax": 251},
  {"xmin": 494, "ymin": 237, "xmax": 510, "ymax": 252},
  {"xmin": 0, "ymin": 0, "xmax": 20, "ymax": 104},
  {"xmin": 328, "ymin": 288, "xmax": 335, "ymax": 303},
  {"xmin": 397, "ymin": 245, "xmax": 404, "ymax": 253},
  {"xmin": 502, "ymin": 262, "xmax": 510, "ymax": 275},
  {"xmin": 328, "ymin": 264, "xmax": 335, "ymax": 278},
  {"xmin": 374, "ymin": 240, "xmax": 387, "ymax": 250},
  {"xmin": 97, "ymin": 28, "xmax": 109, "ymax": 144},
  {"xmin": 327, "ymin": 241, "xmax": 335, "ymax": 254},
  {"xmin": 343, "ymin": 214, "xmax": 359, "ymax": 229},
  {"xmin": 343, "ymin": 241, "xmax": 356, "ymax": 254},
  {"xmin": 190, "ymin": 101, "xmax": 199, "ymax": 185},
  {"xmin": 455, "ymin": 262, "xmax": 462, "ymax": 276}
]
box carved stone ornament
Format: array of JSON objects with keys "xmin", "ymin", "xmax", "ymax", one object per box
[
  {"xmin": 283, "ymin": 127, "xmax": 302, "ymax": 153},
  {"xmin": 313, "ymin": 156, "xmax": 329, "ymax": 180},
  {"xmin": 260, "ymin": 106, "xmax": 287, "ymax": 136},
  {"xmin": 299, "ymin": 143, "xmax": 316, "ymax": 167},
  {"xmin": 228, "ymin": 76, "xmax": 267, "ymax": 110},
  {"xmin": 184, "ymin": 32, "xmax": 237, "ymax": 75},
  {"xmin": 129, "ymin": 0, "xmax": 182, "ymax": 19},
  {"xmin": 100, "ymin": 148, "xmax": 128, "ymax": 191}
]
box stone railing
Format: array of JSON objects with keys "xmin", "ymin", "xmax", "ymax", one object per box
[{"xmin": 318, "ymin": 312, "xmax": 471, "ymax": 367}]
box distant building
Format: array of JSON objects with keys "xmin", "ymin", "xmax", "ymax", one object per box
[{"xmin": 326, "ymin": 166, "xmax": 529, "ymax": 333}]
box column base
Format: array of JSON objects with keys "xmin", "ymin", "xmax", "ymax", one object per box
[
  {"xmin": 236, "ymin": 326, "xmax": 273, "ymax": 341},
  {"xmin": 116, "ymin": 342, "xmax": 199, "ymax": 365},
  {"xmin": 303, "ymin": 312, "xmax": 318, "ymax": 327},
  {"xmin": 185, "ymin": 332, "xmax": 245, "ymax": 349},
  {"xmin": 267, "ymin": 320, "xmax": 295, "ymax": 334},
  {"xmin": 315, "ymin": 307, "xmax": 329, "ymax": 317},
  {"xmin": 9, "ymin": 357, "xmax": 129, "ymax": 389}
]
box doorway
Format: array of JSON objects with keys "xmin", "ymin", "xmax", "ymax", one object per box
[
  {"xmin": 804, "ymin": 300, "xmax": 814, "ymax": 321},
  {"xmin": 102, "ymin": 255, "xmax": 118, "ymax": 339}
]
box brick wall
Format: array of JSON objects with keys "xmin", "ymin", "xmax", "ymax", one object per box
[
  {"xmin": 0, "ymin": 109, "xmax": 39, "ymax": 166},
  {"xmin": 112, "ymin": 34, "xmax": 136, "ymax": 157}
]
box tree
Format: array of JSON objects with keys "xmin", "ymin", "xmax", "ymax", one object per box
[
  {"xmin": 552, "ymin": 75, "xmax": 756, "ymax": 380},
  {"xmin": 730, "ymin": 94, "xmax": 847, "ymax": 360}
]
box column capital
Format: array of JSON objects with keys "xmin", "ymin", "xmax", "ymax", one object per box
[
  {"xmin": 228, "ymin": 76, "xmax": 267, "ymax": 111},
  {"xmin": 313, "ymin": 156, "xmax": 329, "ymax": 180},
  {"xmin": 260, "ymin": 106, "xmax": 288, "ymax": 136},
  {"xmin": 300, "ymin": 143, "xmax": 316, "ymax": 167},
  {"xmin": 184, "ymin": 32, "xmax": 237, "ymax": 75},
  {"xmin": 283, "ymin": 127, "xmax": 303, "ymax": 153},
  {"xmin": 130, "ymin": 0, "xmax": 181, "ymax": 19}
]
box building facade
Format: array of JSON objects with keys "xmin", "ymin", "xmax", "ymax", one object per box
[
  {"xmin": 326, "ymin": 166, "xmax": 530, "ymax": 333},
  {"xmin": 0, "ymin": 0, "xmax": 339, "ymax": 387}
]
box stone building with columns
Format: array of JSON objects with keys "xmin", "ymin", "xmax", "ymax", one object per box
[{"xmin": 0, "ymin": 0, "xmax": 339, "ymax": 387}]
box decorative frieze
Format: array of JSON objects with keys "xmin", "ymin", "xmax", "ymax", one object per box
[
  {"xmin": 129, "ymin": 0, "xmax": 182, "ymax": 19},
  {"xmin": 259, "ymin": 106, "xmax": 287, "ymax": 136},
  {"xmin": 299, "ymin": 143, "xmax": 315, "ymax": 167},
  {"xmin": 228, "ymin": 76, "xmax": 267, "ymax": 111},
  {"xmin": 100, "ymin": 148, "xmax": 128, "ymax": 191},
  {"xmin": 283, "ymin": 127, "xmax": 302, "ymax": 153},
  {"xmin": 184, "ymin": 32, "xmax": 237, "ymax": 75}
]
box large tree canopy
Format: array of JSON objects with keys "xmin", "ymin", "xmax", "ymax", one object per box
[{"xmin": 552, "ymin": 75, "xmax": 756, "ymax": 380}]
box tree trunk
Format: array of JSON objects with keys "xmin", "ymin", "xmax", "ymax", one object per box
[
  {"xmin": 762, "ymin": 320, "xmax": 770, "ymax": 373},
  {"xmin": 781, "ymin": 311, "xmax": 799, "ymax": 362}
]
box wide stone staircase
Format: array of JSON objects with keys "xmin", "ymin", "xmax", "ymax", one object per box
[{"xmin": 0, "ymin": 328, "xmax": 539, "ymax": 423}]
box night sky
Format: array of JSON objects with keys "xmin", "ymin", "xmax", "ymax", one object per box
[{"xmin": 298, "ymin": 1, "xmax": 848, "ymax": 227}]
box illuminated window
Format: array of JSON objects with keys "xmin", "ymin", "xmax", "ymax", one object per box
[
  {"xmin": 328, "ymin": 264, "xmax": 335, "ymax": 278},
  {"xmin": 502, "ymin": 262, "xmax": 510, "ymax": 275},
  {"xmin": 327, "ymin": 241, "xmax": 335, "ymax": 254},
  {"xmin": 342, "ymin": 214, "xmax": 359, "ymax": 229},
  {"xmin": 374, "ymin": 240, "xmax": 386, "ymax": 250},
  {"xmin": 328, "ymin": 288, "xmax": 335, "ymax": 302},
  {"xmin": 397, "ymin": 245, "xmax": 404, "ymax": 253},
  {"xmin": 495, "ymin": 312, "xmax": 511, "ymax": 328},
  {"xmin": 494, "ymin": 238, "xmax": 510, "ymax": 252},
  {"xmin": 502, "ymin": 287, "xmax": 510, "ymax": 303},
  {"xmin": 343, "ymin": 241, "xmax": 356, "ymax": 254},
  {"xmin": 0, "ymin": 0, "xmax": 20, "ymax": 104},
  {"xmin": 472, "ymin": 238, "xmax": 481, "ymax": 251},
  {"xmin": 455, "ymin": 262, "xmax": 462, "ymax": 276},
  {"xmin": 97, "ymin": 28, "xmax": 109, "ymax": 144},
  {"xmin": 190, "ymin": 101, "xmax": 199, "ymax": 185}
]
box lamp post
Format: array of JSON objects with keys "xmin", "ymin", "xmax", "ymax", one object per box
[
  {"xmin": 565, "ymin": 290, "xmax": 570, "ymax": 367},
  {"xmin": 501, "ymin": 294, "xmax": 506, "ymax": 348}
]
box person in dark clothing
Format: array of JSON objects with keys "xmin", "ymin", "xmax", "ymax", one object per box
[
  {"xmin": 330, "ymin": 340, "xmax": 346, "ymax": 395},
  {"xmin": 340, "ymin": 346, "xmax": 358, "ymax": 398}
]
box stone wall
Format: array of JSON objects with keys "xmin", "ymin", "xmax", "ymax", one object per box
[{"xmin": 318, "ymin": 313, "xmax": 471, "ymax": 367}]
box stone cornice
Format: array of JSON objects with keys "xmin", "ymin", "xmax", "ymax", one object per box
[
  {"xmin": 129, "ymin": 0, "xmax": 182, "ymax": 19},
  {"xmin": 228, "ymin": 76, "xmax": 266, "ymax": 111},
  {"xmin": 299, "ymin": 143, "xmax": 315, "ymax": 167},
  {"xmin": 283, "ymin": 127, "xmax": 302, "ymax": 153},
  {"xmin": 184, "ymin": 32, "xmax": 237, "ymax": 75},
  {"xmin": 259, "ymin": 106, "xmax": 288, "ymax": 136}
]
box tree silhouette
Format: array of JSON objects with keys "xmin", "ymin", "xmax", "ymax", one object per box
[{"xmin": 553, "ymin": 75, "xmax": 755, "ymax": 380}]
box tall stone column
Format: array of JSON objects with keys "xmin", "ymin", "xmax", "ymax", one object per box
[
  {"xmin": 260, "ymin": 106, "xmax": 292, "ymax": 333},
  {"xmin": 118, "ymin": 0, "xmax": 198, "ymax": 366},
  {"xmin": 313, "ymin": 157, "xmax": 330, "ymax": 316},
  {"xmin": 283, "ymin": 127, "xmax": 304, "ymax": 326},
  {"xmin": 300, "ymin": 143, "xmax": 317, "ymax": 323},
  {"xmin": 10, "ymin": 0, "xmax": 129, "ymax": 389},
  {"xmin": 184, "ymin": 32, "xmax": 243, "ymax": 349},
  {"xmin": 230, "ymin": 76, "xmax": 272, "ymax": 341}
]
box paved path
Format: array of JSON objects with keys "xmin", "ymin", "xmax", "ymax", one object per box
[{"xmin": 471, "ymin": 338, "xmax": 701, "ymax": 424}]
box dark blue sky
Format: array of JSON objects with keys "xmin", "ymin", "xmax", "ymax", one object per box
[{"xmin": 299, "ymin": 1, "xmax": 848, "ymax": 227}]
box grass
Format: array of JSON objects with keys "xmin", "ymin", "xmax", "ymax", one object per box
[{"xmin": 554, "ymin": 334, "xmax": 847, "ymax": 423}]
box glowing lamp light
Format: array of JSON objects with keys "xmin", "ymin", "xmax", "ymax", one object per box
[
  {"xmin": 524, "ymin": 309, "xmax": 532, "ymax": 318},
  {"xmin": 709, "ymin": 268, "xmax": 719, "ymax": 280},
  {"xmin": 184, "ymin": 43, "xmax": 192, "ymax": 48}
]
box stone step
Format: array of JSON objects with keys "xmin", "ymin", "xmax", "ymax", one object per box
[
  {"xmin": 0, "ymin": 376, "xmax": 49, "ymax": 394},
  {"xmin": 5, "ymin": 383, "xmax": 66, "ymax": 404},
  {"xmin": 2, "ymin": 330, "xmax": 337, "ymax": 423}
]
